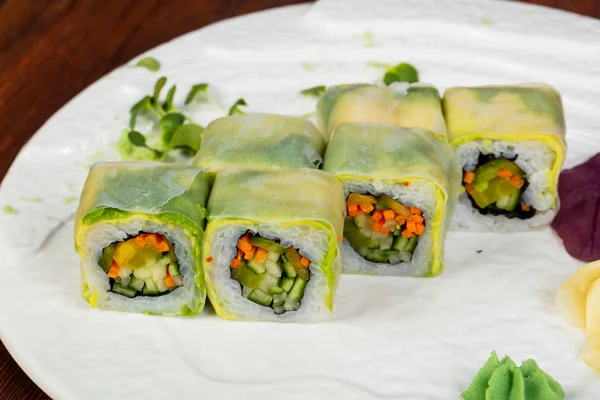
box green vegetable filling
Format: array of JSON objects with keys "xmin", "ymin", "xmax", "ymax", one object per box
[
  {"xmin": 98, "ymin": 233, "xmax": 183, "ymax": 298},
  {"xmin": 344, "ymin": 193, "xmax": 424, "ymax": 264},
  {"xmin": 230, "ymin": 233, "xmax": 311, "ymax": 314}
]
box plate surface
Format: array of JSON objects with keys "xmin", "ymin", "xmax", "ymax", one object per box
[{"xmin": 1, "ymin": 1, "xmax": 600, "ymax": 399}]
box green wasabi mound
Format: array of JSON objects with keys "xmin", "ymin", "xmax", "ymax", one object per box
[{"xmin": 462, "ymin": 352, "xmax": 564, "ymax": 400}]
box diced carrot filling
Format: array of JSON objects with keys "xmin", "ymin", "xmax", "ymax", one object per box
[
  {"xmin": 254, "ymin": 248, "xmax": 268, "ymax": 264},
  {"xmin": 498, "ymin": 169, "xmax": 514, "ymax": 179},
  {"xmin": 463, "ymin": 171, "xmax": 475, "ymax": 184},
  {"xmin": 237, "ymin": 235, "xmax": 254, "ymax": 253},
  {"xmin": 510, "ymin": 175, "xmax": 525, "ymax": 188},
  {"xmin": 372, "ymin": 210, "xmax": 384, "ymax": 222},
  {"xmin": 410, "ymin": 207, "xmax": 422, "ymax": 215},
  {"xmin": 244, "ymin": 246, "xmax": 256, "ymax": 260},
  {"xmin": 107, "ymin": 261, "xmax": 120, "ymax": 278},
  {"xmin": 231, "ymin": 258, "xmax": 241, "ymax": 268},
  {"xmin": 300, "ymin": 257, "xmax": 310, "ymax": 267},
  {"xmin": 521, "ymin": 201, "xmax": 531, "ymax": 212},
  {"xmin": 165, "ymin": 274, "xmax": 176, "ymax": 288},
  {"xmin": 383, "ymin": 210, "xmax": 396, "ymax": 220}
]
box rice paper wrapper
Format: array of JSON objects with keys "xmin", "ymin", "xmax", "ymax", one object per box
[
  {"xmin": 75, "ymin": 161, "xmax": 211, "ymax": 315},
  {"xmin": 317, "ymin": 83, "xmax": 447, "ymax": 140},
  {"xmin": 192, "ymin": 113, "xmax": 326, "ymax": 175},
  {"xmin": 203, "ymin": 167, "xmax": 345, "ymax": 322},
  {"xmin": 443, "ymin": 84, "xmax": 566, "ymax": 184},
  {"xmin": 323, "ymin": 123, "xmax": 461, "ymax": 276}
]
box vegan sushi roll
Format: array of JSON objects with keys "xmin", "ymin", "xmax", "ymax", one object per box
[
  {"xmin": 203, "ymin": 168, "xmax": 345, "ymax": 322},
  {"xmin": 323, "ymin": 123, "xmax": 461, "ymax": 277},
  {"xmin": 443, "ymin": 84, "xmax": 566, "ymax": 231},
  {"xmin": 317, "ymin": 83, "xmax": 447, "ymax": 140},
  {"xmin": 75, "ymin": 162, "xmax": 210, "ymax": 315},
  {"xmin": 192, "ymin": 113, "xmax": 326, "ymax": 175}
]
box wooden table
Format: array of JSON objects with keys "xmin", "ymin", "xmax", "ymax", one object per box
[{"xmin": 0, "ymin": 0, "xmax": 598, "ymax": 398}]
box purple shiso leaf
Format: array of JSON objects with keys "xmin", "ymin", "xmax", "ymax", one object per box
[{"xmin": 552, "ymin": 154, "xmax": 600, "ymax": 262}]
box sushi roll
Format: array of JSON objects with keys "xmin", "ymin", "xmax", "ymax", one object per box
[
  {"xmin": 443, "ymin": 84, "xmax": 566, "ymax": 231},
  {"xmin": 75, "ymin": 162, "xmax": 210, "ymax": 316},
  {"xmin": 317, "ymin": 83, "xmax": 447, "ymax": 140},
  {"xmin": 192, "ymin": 113, "xmax": 326, "ymax": 175},
  {"xmin": 323, "ymin": 123, "xmax": 461, "ymax": 277},
  {"xmin": 203, "ymin": 167, "xmax": 345, "ymax": 322}
]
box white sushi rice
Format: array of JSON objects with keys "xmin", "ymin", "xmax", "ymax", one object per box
[
  {"xmin": 342, "ymin": 179, "xmax": 439, "ymax": 277},
  {"xmin": 452, "ymin": 140, "xmax": 557, "ymax": 232},
  {"xmin": 80, "ymin": 217, "xmax": 204, "ymax": 315},
  {"xmin": 207, "ymin": 223, "xmax": 334, "ymax": 323}
]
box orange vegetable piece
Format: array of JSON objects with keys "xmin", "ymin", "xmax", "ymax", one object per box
[
  {"xmin": 383, "ymin": 210, "xmax": 396, "ymax": 220},
  {"xmin": 498, "ymin": 169, "xmax": 514, "ymax": 179},
  {"xmin": 300, "ymin": 257, "xmax": 310, "ymax": 267},
  {"xmin": 165, "ymin": 274, "xmax": 175, "ymax": 288},
  {"xmin": 206, "ymin": 257, "xmax": 213, "ymax": 263},
  {"xmin": 415, "ymin": 224, "xmax": 425, "ymax": 236},
  {"xmin": 372, "ymin": 221, "xmax": 384, "ymax": 232},
  {"xmin": 463, "ymin": 171, "xmax": 475, "ymax": 184},
  {"xmin": 359, "ymin": 203, "xmax": 374, "ymax": 213},
  {"xmin": 231, "ymin": 258, "xmax": 241, "ymax": 268},
  {"xmin": 510, "ymin": 175, "xmax": 525, "ymax": 188},
  {"xmin": 254, "ymin": 248, "xmax": 268, "ymax": 264},
  {"xmin": 465, "ymin": 183, "xmax": 475, "ymax": 195},
  {"xmin": 338, "ymin": 236, "xmax": 343, "ymax": 243},
  {"xmin": 347, "ymin": 203, "xmax": 358, "ymax": 213},
  {"xmin": 372, "ymin": 210, "xmax": 383, "ymax": 222},
  {"xmin": 107, "ymin": 261, "xmax": 120, "ymax": 278},
  {"xmin": 410, "ymin": 214, "xmax": 424, "ymax": 224},
  {"xmin": 155, "ymin": 236, "xmax": 170, "ymax": 252},
  {"xmin": 394, "ymin": 216, "xmax": 406, "ymax": 226},
  {"xmin": 133, "ymin": 235, "xmax": 147, "ymax": 247},
  {"xmin": 380, "ymin": 225, "xmax": 390, "ymax": 235},
  {"xmin": 236, "ymin": 235, "xmax": 253, "ymax": 253},
  {"xmin": 406, "ymin": 220, "xmax": 417, "ymax": 233},
  {"xmin": 402, "ymin": 229, "xmax": 413, "ymax": 238},
  {"xmin": 145, "ymin": 234, "xmax": 158, "ymax": 248},
  {"xmin": 348, "ymin": 208, "xmax": 359, "ymax": 217},
  {"xmin": 403, "ymin": 182, "xmax": 410, "ymax": 187},
  {"xmin": 521, "ymin": 201, "xmax": 530, "ymax": 212},
  {"xmin": 244, "ymin": 246, "xmax": 256, "ymax": 260},
  {"xmin": 236, "ymin": 249, "xmax": 243, "ymax": 259},
  {"xmin": 410, "ymin": 207, "xmax": 421, "ymax": 215}
]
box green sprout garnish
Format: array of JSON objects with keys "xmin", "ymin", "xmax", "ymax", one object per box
[
  {"xmin": 133, "ymin": 57, "xmax": 161, "ymax": 72},
  {"xmin": 185, "ymin": 83, "xmax": 210, "ymax": 105},
  {"xmin": 383, "ymin": 63, "xmax": 419, "ymax": 85},
  {"xmin": 228, "ymin": 98, "xmax": 247, "ymax": 115},
  {"xmin": 127, "ymin": 131, "xmax": 163, "ymax": 159},
  {"xmin": 300, "ymin": 86, "xmax": 326, "ymax": 98}
]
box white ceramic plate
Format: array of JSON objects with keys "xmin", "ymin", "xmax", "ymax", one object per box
[{"xmin": 1, "ymin": 1, "xmax": 600, "ymax": 398}]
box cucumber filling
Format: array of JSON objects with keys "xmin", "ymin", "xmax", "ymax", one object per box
[
  {"xmin": 462, "ymin": 153, "xmax": 535, "ymax": 219},
  {"xmin": 98, "ymin": 233, "xmax": 183, "ymax": 298},
  {"xmin": 344, "ymin": 193, "xmax": 424, "ymax": 264},
  {"xmin": 230, "ymin": 233, "xmax": 311, "ymax": 314}
]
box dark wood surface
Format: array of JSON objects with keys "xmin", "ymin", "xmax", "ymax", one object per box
[{"xmin": 0, "ymin": 0, "xmax": 598, "ymax": 398}]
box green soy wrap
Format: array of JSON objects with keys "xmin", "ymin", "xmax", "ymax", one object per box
[
  {"xmin": 192, "ymin": 113, "xmax": 326, "ymax": 176},
  {"xmin": 317, "ymin": 83, "xmax": 447, "ymax": 140}
]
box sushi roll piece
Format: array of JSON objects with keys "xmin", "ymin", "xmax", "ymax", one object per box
[
  {"xmin": 317, "ymin": 83, "xmax": 447, "ymax": 140},
  {"xmin": 203, "ymin": 168, "xmax": 345, "ymax": 322},
  {"xmin": 192, "ymin": 113, "xmax": 326, "ymax": 176},
  {"xmin": 323, "ymin": 123, "xmax": 461, "ymax": 277},
  {"xmin": 443, "ymin": 84, "xmax": 567, "ymax": 231},
  {"xmin": 75, "ymin": 162, "xmax": 210, "ymax": 316}
]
